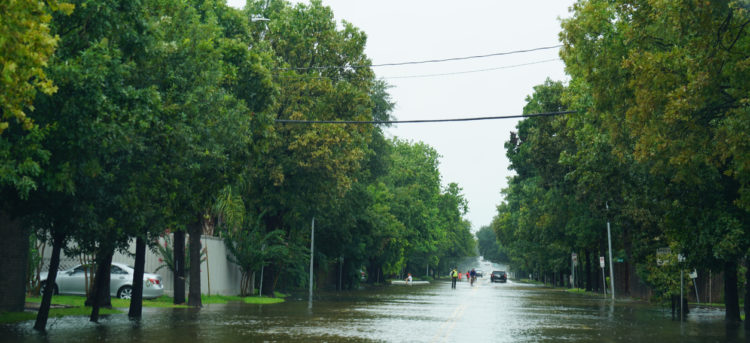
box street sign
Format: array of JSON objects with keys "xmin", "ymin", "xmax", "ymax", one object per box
[
  {"xmin": 690, "ymin": 269, "xmax": 698, "ymax": 279},
  {"xmin": 656, "ymin": 247, "xmax": 671, "ymax": 266},
  {"xmin": 678, "ymin": 254, "xmax": 685, "ymax": 263},
  {"xmin": 600, "ymin": 256, "xmax": 605, "ymax": 268},
  {"xmin": 572, "ymin": 252, "xmax": 578, "ymax": 266}
]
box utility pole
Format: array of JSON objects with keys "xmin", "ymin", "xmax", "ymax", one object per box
[
  {"xmin": 601, "ymin": 256, "xmax": 607, "ymax": 297},
  {"xmin": 309, "ymin": 217, "xmax": 315, "ymax": 308},
  {"xmin": 606, "ymin": 202, "xmax": 615, "ymax": 300}
]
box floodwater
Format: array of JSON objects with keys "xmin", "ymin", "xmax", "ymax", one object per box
[{"xmin": 1, "ymin": 278, "xmax": 746, "ymax": 342}]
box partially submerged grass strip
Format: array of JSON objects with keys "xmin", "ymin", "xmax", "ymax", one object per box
[
  {"xmin": 0, "ymin": 307, "xmax": 122, "ymax": 324},
  {"xmin": 2, "ymin": 293, "xmax": 287, "ymax": 324}
]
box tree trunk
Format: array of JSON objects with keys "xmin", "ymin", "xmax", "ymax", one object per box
[
  {"xmin": 173, "ymin": 230, "xmax": 186, "ymax": 304},
  {"xmin": 261, "ymin": 264, "xmax": 278, "ymax": 297},
  {"xmin": 249, "ymin": 272, "xmax": 255, "ymax": 296},
  {"xmin": 0, "ymin": 209, "xmax": 29, "ymax": 312},
  {"xmin": 89, "ymin": 247, "xmax": 113, "ymax": 323},
  {"xmin": 724, "ymin": 260, "xmax": 741, "ymax": 325},
  {"xmin": 585, "ymin": 249, "xmax": 592, "ymax": 292},
  {"xmin": 188, "ymin": 221, "xmax": 202, "ymax": 307},
  {"xmin": 128, "ymin": 237, "xmax": 146, "ymax": 318},
  {"xmin": 745, "ymin": 258, "xmax": 750, "ymax": 331},
  {"xmin": 34, "ymin": 231, "xmax": 65, "ymax": 331},
  {"xmin": 367, "ymin": 260, "xmax": 378, "ymax": 284},
  {"xmin": 86, "ymin": 248, "xmax": 112, "ymax": 308},
  {"xmin": 338, "ymin": 258, "xmax": 343, "ymax": 291}
]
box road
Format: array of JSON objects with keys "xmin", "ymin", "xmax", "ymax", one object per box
[{"xmin": 2, "ymin": 275, "xmax": 745, "ymax": 342}]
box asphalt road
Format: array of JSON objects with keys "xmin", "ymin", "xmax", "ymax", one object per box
[{"xmin": 2, "ymin": 275, "xmax": 746, "ymax": 342}]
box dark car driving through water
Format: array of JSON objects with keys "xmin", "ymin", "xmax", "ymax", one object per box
[{"xmin": 491, "ymin": 270, "xmax": 507, "ymax": 283}]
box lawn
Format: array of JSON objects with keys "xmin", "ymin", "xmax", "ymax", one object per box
[
  {"xmin": 0, "ymin": 293, "xmax": 287, "ymax": 324},
  {"xmin": 0, "ymin": 306, "xmax": 121, "ymax": 324}
]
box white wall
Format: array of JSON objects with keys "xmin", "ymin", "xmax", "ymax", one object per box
[{"xmin": 42, "ymin": 234, "xmax": 243, "ymax": 296}]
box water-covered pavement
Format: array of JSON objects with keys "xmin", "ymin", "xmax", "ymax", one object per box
[{"xmin": 1, "ymin": 277, "xmax": 746, "ymax": 342}]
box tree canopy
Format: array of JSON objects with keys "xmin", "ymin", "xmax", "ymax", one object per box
[
  {"xmin": 0, "ymin": 0, "xmax": 476, "ymax": 323},
  {"xmin": 491, "ymin": 0, "xmax": 750, "ymax": 326}
]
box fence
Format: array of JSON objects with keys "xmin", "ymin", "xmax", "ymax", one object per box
[{"xmin": 41, "ymin": 234, "xmax": 243, "ymax": 296}]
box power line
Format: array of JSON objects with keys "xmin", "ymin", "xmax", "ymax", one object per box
[
  {"xmin": 275, "ymin": 110, "xmax": 575, "ymax": 125},
  {"xmin": 275, "ymin": 45, "xmax": 562, "ymax": 71},
  {"xmin": 371, "ymin": 45, "xmax": 562, "ymax": 67},
  {"xmin": 382, "ymin": 58, "xmax": 561, "ymax": 80},
  {"xmin": 273, "ymin": 58, "xmax": 562, "ymax": 81}
]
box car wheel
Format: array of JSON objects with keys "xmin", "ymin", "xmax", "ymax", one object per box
[{"xmin": 117, "ymin": 286, "xmax": 133, "ymax": 299}]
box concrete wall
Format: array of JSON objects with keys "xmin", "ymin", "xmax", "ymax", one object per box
[{"xmin": 42, "ymin": 234, "xmax": 243, "ymax": 296}]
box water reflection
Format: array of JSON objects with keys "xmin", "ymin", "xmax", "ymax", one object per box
[{"xmin": 1, "ymin": 279, "xmax": 746, "ymax": 342}]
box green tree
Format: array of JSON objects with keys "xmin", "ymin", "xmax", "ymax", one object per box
[
  {"xmin": 0, "ymin": 0, "xmax": 72, "ymax": 313},
  {"xmin": 242, "ymin": 0, "xmax": 378, "ymax": 295},
  {"xmin": 495, "ymin": 79, "xmax": 582, "ymax": 285},
  {"xmin": 27, "ymin": 0, "xmax": 168, "ymax": 326},
  {"xmin": 386, "ymin": 139, "xmax": 442, "ymax": 276},
  {"xmin": 476, "ymin": 225, "xmax": 505, "ymax": 263},
  {"xmin": 561, "ymin": 0, "xmax": 750, "ymax": 323}
]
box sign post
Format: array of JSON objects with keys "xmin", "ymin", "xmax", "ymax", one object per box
[
  {"xmin": 605, "ymin": 202, "xmax": 615, "ymax": 300},
  {"xmin": 678, "ymin": 253, "xmax": 685, "ymax": 321},
  {"xmin": 690, "ymin": 269, "xmax": 699, "ymax": 303}
]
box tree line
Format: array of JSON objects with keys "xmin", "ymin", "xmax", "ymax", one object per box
[
  {"xmin": 0, "ymin": 0, "xmax": 475, "ymax": 331},
  {"xmin": 491, "ymin": 0, "xmax": 750, "ymax": 328}
]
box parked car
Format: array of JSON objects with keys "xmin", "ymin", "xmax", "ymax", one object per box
[
  {"xmin": 491, "ymin": 270, "xmax": 507, "ymax": 283},
  {"xmin": 475, "ymin": 269, "xmax": 484, "ymax": 277},
  {"xmin": 40, "ymin": 262, "xmax": 164, "ymax": 299}
]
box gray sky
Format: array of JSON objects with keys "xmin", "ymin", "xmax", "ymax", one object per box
[{"xmin": 228, "ymin": 0, "xmax": 575, "ymax": 232}]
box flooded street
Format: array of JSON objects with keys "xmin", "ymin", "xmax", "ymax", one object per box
[{"xmin": 2, "ymin": 277, "xmax": 746, "ymax": 342}]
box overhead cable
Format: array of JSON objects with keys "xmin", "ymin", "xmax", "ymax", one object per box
[
  {"xmin": 273, "ymin": 58, "xmax": 562, "ymax": 81},
  {"xmin": 276, "ymin": 45, "xmax": 562, "ymax": 71},
  {"xmin": 382, "ymin": 58, "xmax": 561, "ymax": 80},
  {"xmin": 275, "ymin": 110, "xmax": 576, "ymax": 125}
]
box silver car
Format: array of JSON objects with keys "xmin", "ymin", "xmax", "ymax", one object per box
[{"xmin": 40, "ymin": 262, "xmax": 164, "ymax": 299}]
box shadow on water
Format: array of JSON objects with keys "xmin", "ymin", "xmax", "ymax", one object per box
[{"xmin": 1, "ymin": 281, "xmax": 746, "ymax": 343}]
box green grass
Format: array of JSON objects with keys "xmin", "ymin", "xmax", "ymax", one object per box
[
  {"xmin": 565, "ymin": 288, "xmax": 587, "ymax": 294},
  {"xmin": 0, "ymin": 311, "xmax": 37, "ymax": 324},
  {"xmin": 517, "ymin": 278, "xmax": 544, "ymax": 285},
  {"xmin": 23, "ymin": 295, "xmax": 180, "ymax": 309},
  {"xmin": 26, "ymin": 295, "xmax": 83, "ymax": 307},
  {"xmin": 200, "ymin": 294, "xmax": 283, "ymax": 305},
  {"xmin": 25, "ymin": 293, "xmax": 287, "ymax": 307},
  {"xmin": 0, "ymin": 307, "xmax": 122, "ymax": 324},
  {"xmin": 2, "ymin": 292, "xmax": 289, "ymax": 324}
]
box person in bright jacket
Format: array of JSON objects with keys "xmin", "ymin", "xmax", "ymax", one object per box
[{"xmin": 450, "ymin": 268, "xmax": 459, "ymax": 289}]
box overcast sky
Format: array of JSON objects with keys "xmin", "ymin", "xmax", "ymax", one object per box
[{"xmin": 228, "ymin": 0, "xmax": 575, "ymax": 232}]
